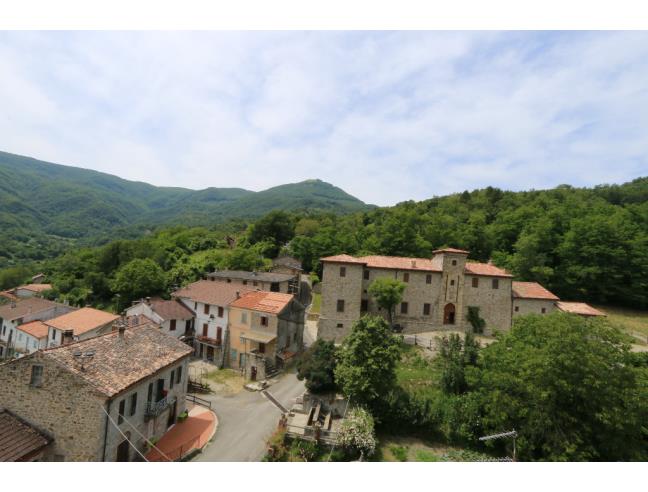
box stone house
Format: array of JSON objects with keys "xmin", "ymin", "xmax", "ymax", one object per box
[
  {"xmin": 43, "ymin": 307, "xmax": 120, "ymax": 348},
  {"xmin": 512, "ymin": 281, "xmax": 560, "ymax": 317},
  {"xmin": 319, "ymin": 248, "xmax": 514, "ymax": 340},
  {"xmin": 0, "ymin": 298, "xmax": 75, "ymax": 360},
  {"xmin": 0, "ymin": 324, "xmax": 192, "ymax": 461},
  {"xmin": 227, "ymin": 291, "xmax": 304, "ymax": 381},
  {"xmin": 125, "ymin": 298, "xmax": 195, "ymax": 342},
  {"xmin": 0, "ymin": 409, "xmax": 53, "ymax": 461},
  {"xmin": 271, "ymin": 256, "xmax": 303, "ymax": 277},
  {"xmin": 207, "ymin": 270, "xmax": 300, "ymax": 295},
  {"xmin": 172, "ymin": 280, "xmax": 254, "ymax": 366}
]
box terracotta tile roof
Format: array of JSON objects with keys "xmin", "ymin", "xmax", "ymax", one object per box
[
  {"xmin": 556, "ymin": 302, "xmax": 606, "ymax": 317},
  {"xmin": 150, "ymin": 299, "xmax": 194, "ymax": 321},
  {"xmin": 16, "ymin": 320, "xmax": 50, "ymax": 339},
  {"xmin": 512, "ymin": 281, "xmax": 559, "ymax": 300},
  {"xmin": 42, "ymin": 324, "xmax": 193, "ymax": 397},
  {"xmin": 0, "ymin": 298, "xmax": 66, "ymax": 322},
  {"xmin": 464, "ymin": 262, "xmax": 513, "ymax": 278},
  {"xmin": 124, "ymin": 314, "xmax": 158, "ymax": 328},
  {"xmin": 230, "ymin": 291, "xmax": 294, "ymax": 314},
  {"xmin": 45, "ymin": 307, "xmax": 120, "ymax": 336},
  {"xmin": 0, "ymin": 291, "xmax": 18, "ymax": 301},
  {"xmin": 173, "ymin": 280, "xmax": 255, "ymax": 307},
  {"xmin": 432, "ymin": 247, "xmax": 470, "ymax": 255},
  {"xmin": 321, "ymin": 253, "xmax": 511, "ymax": 277},
  {"xmin": 17, "ymin": 284, "xmax": 52, "ymax": 293},
  {"xmin": 207, "ymin": 270, "xmax": 296, "ymax": 283},
  {"xmin": 0, "ymin": 410, "xmax": 51, "ymax": 462}
]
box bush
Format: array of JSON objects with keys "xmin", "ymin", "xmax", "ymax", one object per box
[
  {"xmin": 337, "ymin": 407, "xmax": 377, "ymax": 459},
  {"xmin": 389, "ymin": 445, "xmax": 408, "ymax": 462},
  {"xmin": 296, "ymin": 339, "xmax": 338, "ymax": 393}
]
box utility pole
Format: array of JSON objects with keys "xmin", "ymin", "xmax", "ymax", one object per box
[{"xmin": 479, "ymin": 429, "xmax": 518, "ymax": 461}]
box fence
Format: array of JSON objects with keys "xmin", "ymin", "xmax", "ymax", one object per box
[
  {"xmin": 186, "ymin": 394, "xmax": 212, "ymax": 409},
  {"xmin": 400, "ymin": 333, "xmax": 437, "ymax": 350},
  {"xmin": 147, "ymin": 435, "xmax": 201, "ymax": 462}
]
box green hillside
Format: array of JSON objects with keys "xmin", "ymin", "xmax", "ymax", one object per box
[{"xmin": 0, "ymin": 151, "xmax": 370, "ymax": 267}]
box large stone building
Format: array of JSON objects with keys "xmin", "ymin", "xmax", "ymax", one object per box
[
  {"xmin": 318, "ymin": 248, "xmax": 603, "ymax": 341},
  {"xmin": 227, "ymin": 291, "xmax": 304, "ymax": 381},
  {"xmin": 0, "ymin": 324, "xmax": 192, "ymax": 461}
]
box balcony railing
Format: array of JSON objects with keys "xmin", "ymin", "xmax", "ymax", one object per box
[{"xmin": 146, "ymin": 396, "xmax": 175, "ymax": 418}]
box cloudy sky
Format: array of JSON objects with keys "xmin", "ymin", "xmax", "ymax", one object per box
[{"xmin": 1, "ymin": 31, "xmax": 647, "ymax": 205}]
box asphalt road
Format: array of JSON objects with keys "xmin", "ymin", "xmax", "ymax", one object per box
[{"xmin": 194, "ymin": 372, "xmax": 306, "ymax": 462}]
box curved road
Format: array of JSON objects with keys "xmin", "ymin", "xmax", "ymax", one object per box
[{"xmin": 194, "ymin": 372, "xmax": 306, "ymax": 462}]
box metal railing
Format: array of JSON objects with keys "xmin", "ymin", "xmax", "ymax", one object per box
[
  {"xmin": 146, "ymin": 396, "xmax": 174, "ymax": 417},
  {"xmin": 186, "ymin": 394, "xmax": 212, "ymax": 409}
]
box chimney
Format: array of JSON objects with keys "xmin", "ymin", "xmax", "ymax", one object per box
[
  {"xmin": 236, "ymin": 291, "xmax": 240, "ymax": 299},
  {"xmin": 145, "ymin": 297, "xmax": 151, "ymax": 305},
  {"xmin": 411, "ymin": 260, "xmax": 417, "ymax": 268},
  {"xmin": 487, "ymin": 258, "xmax": 493, "ymax": 265},
  {"xmin": 118, "ymin": 322, "xmax": 126, "ymax": 340},
  {"xmin": 62, "ymin": 330, "xmax": 74, "ymax": 345}
]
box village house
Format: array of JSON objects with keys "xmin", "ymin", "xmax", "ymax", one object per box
[
  {"xmin": 227, "ymin": 291, "xmax": 304, "ymax": 381},
  {"xmin": 12, "ymin": 320, "xmax": 50, "ymax": 357},
  {"xmin": 318, "ymin": 248, "xmax": 603, "ymax": 341},
  {"xmin": 173, "ymin": 280, "xmax": 253, "ymax": 366},
  {"xmin": 207, "ymin": 270, "xmax": 300, "ymax": 295},
  {"xmin": 125, "ymin": 298, "xmax": 195, "ymax": 343},
  {"xmin": 0, "ymin": 323, "xmax": 192, "ymax": 461},
  {"xmin": 12, "ymin": 283, "xmax": 53, "ymax": 299},
  {"xmin": 271, "ymin": 255, "xmax": 303, "ymax": 277},
  {"xmin": 43, "ymin": 307, "xmax": 120, "ymax": 348},
  {"xmin": 0, "ymin": 298, "xmax": 75, "ymax": 359}
]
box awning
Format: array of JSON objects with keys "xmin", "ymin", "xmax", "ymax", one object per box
[{"xmin": 240, "ymin": 331, "xmax": 277, "ymax": 344}]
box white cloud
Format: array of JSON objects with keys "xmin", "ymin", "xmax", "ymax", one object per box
[{"xmin": 0, "ymin": 31, "xmax": 647, "ymax": 206}]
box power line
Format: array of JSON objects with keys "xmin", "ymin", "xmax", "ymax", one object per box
[
  {"xmin": 116, "ymin": 409, "xmax": 174, "ymax": 462},
  {"xmin": 100, "ymin": 404, "xmax": 149, "ymax": 462}
]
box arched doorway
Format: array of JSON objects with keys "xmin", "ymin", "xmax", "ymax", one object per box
[
  {"xmin": 116, "ymin": 432, "xmax": 131, "ymax": 462},
  {"xmin": 443, "ymin": 303, "xmax": 456, "ymax": 325}
]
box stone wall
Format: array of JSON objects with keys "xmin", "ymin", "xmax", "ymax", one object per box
[
  {"xmin": 0, "ymin": 352, "xmax": 107, "ymax": 461},
  {"xmin": 513, "ymin": 298, "xmax": 556, "ymax": 318},
  {"xmin": 318, "ymin": 262, "xmax": 364, "ymax": 341},
  {"xmin": 463, "ymin": 276, "xmax": 513, "ymax": 335}
]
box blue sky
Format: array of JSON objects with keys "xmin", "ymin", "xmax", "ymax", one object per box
[{"xmin": 1, "ymin": 31, "xmax": 647, "ymax": 205}]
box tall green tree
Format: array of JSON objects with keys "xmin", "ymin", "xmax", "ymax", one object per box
[
  {"xmin": 296, "ymin": 339, "xmax": 338, "ymax": 393},
  {"xmin": 111, "ymin": 258, "xmax": 167, "ymax": 309},
  {"xmin": 367, "ymin": 278, "xmax": 406, "ymax": 327},
  {"xmin": 472, "ymin": 313, "xmax": 648, "ymax": 461},
  {"xmin": 335, "ymin": 316, "xmax": 401, "ymax": 408}
]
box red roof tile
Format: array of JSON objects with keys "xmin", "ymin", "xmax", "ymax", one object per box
[
  {"xmin": 17, "ymin": 284, "xmax": 52, "ymax": 293},
  {"xmin": 321, "ymin": 254, "xmax": 443, "ymax": 272},
  {"xmin": 150, "ymin": 299, "xmax": 194, "ymax": 321},
  {"xmin": 432, "ymin": 247, "xmax": 470, "ymax": 255},
  {"xmin": 556, "ymin": 302, "xmax": 606, "ymax": 317},
  {"xmin": 173, "ymin": 280, "xmax": 255, "ymax": 307},
  {"xmin": 45, "ymin": 307, "xmax": 120, "ymax": 336},
  {"xmin": 0, "ymin": 410, "xmax": 51, "ymax": 462},
  {"xmin": 464, "ymin": 262, "xmax": 512, "ymax": 278},
  {"xmin": 16, "ymin": 320, "xmax": 50, "ymax": 339},
  {"xmin": 230, "ymin": 291, "xmax": 294, "ymax": 314},
  {"xmin": 0, "ymin": 298, "xmax": 68, "ymax": 321},
  {"xmin": 512, "ymin": 281, "xmax": 559, "ymax": 300}
]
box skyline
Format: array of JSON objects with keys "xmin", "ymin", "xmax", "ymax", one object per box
[{"xmin": 1, "ymin": 31, "xmax": 648, "ymax": 205}]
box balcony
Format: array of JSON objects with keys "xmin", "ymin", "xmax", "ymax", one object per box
[{"xmin": 146, "ymin": 396, "xmax": 175, "ymax": 418}]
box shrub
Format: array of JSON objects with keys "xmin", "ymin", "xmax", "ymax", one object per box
[
  {"xmin": 389, "ymin": 445, "xmax": 408, "ymax": 462},
  {"xmin": 337, "ymin": 407, "xmax": 377, "ymax": 459}
]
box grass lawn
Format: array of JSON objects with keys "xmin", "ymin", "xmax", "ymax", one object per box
[
  {"xmin": 396, "ymin": 343, "xmax": 443, "ymax": 400},
  {"xmin": 310, "ymin": 292, "xmax": 321, "ymax": 315},
  {"xmin": 204, "ymin": 368, "xmax": 245, "ymax": 395},
  {"xmin": 377, "ymin": 435, "xmax": 495, "ymax": 462},
  {"xmin": 593, "ymin": 304, "xmax": 648, "ymax": 342}
]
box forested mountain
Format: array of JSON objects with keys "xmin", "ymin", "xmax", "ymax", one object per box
[{"xmin": 0, "ymin": 151, "xmax": 370, "ymax": 266}]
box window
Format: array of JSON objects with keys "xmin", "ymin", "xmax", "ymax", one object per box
[
  {"xmin": 340, "ymin": 266, "xmax": 346, "ymax": 277},
  {"xmin": 147, "ymin": 382, "xmax": 153, "ymax": 403},
  {"xmin": 423, "ymin": 303, "xmax": 431, "ymax": 316},
  {"xmin": 194, "ymin": 302, "xmax": 198, "ymax": 310},
  {"xmin": 51, "ymin": 329, "xmax": 56, "ymax": 340},
  {"xmin": 363, "ymin": 269, "xmax": 369, "ymax": 280},
  {"xmin": 260, "ymin": 316, "xmax": 268, "ymax": 327},
  {"xmin": 30, "ymin": 365, "xmax": 43, "ymax": 387},
  {"xmin": 336, "ymin": 300, "xmax": 345, "ymax": 313},
  {"xmin": 253, "ymin": 281, "xmax": 258, "ymax": 286},
  {"xmin": 129, "ymin": 393, "xmax": 137, "ymax": 416},
  {"xmin": 118, "ymin": 399, "xmax": 126, "ymax": 424},
  {"xmin": 515, "ymin": 306, "xmax": 519, "ymax": 312},
  {"xmin": 202, "ymin": 324, "xmax": 208, "ymax": 337},
  {"xmin": 361, "ymin": 299, "xmax": 368, "ymax": 312},
  {"xmin": 450, "ymin": 279, "xmax": 455, "ymax": 286},
  {"xmin": 230, "ymin": 349, "xmax": 238, "ymax": 363},
  {"xmin": 401, "ymin": 302, "xmax": 408, "ymax": 314},
  {"xmin": 170, "ymin": 369, "xmax": 175, "ymax": 389},
  {"xmin": 18, "ymin": 333, "xmax": 23, "ymax": 342},
  {"xmin": 472, "ymin": 277, "xmax": 479, "ymax": 288},
  {"xmin": 426, "ymin": 274, "xmax": 432, "ymax": 284},
  {"xmin": 452, "ymin": 259, "xmax": 457, "ymax": 266},
  {"xmin": 492, "ymin": 278, "xmax": 499, "ymax": 289},
  {"xmin": 241, "ymin": 312, "xmax": 248, "ymax": 324},
  {"xmin": 336, "ymin": 323, "xmax": 344, "ymax": 328},
  {"xmin": 541, "ymin": 308, "xmax": 546, "ymax": 314},
  {"xmin": 170, "ymin": 319, "xmax": 176, "ymax": 331},
  {"xmin": 176, "ymin": 366, "xmax": 182, "ymax": 385},
  {"xmin": 216, "ymin": 327, "xmax": 222, "ymax": 342},
  {"xmin": 403, "ymin": 272, "xmax": 409, "ymax": 283},
  {"xmin": 243, "ymin": 280, "xmax": 248, "ymax": 285},
  {"xmin": 226, "ymin": 278, "xmax": 231, "ymax": 283},
  {"xmin": 218, "ymin": 306, "xmax": 224, "ymax": 317},
  {"xmin": 258, "ymin": 343, "xmax": 266, "ymax": 354}
]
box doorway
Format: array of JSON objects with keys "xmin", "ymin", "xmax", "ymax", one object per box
[
  {"xmin": 167, "ymin": 399, "xmax": 177, "ymax": 428},
  {"xmin": 116, "ymin": 438, "xmax": 130, "ymax": 462},
  {"xmin": 250, "ymin": 366, "xmax": 257, "ymax": 381},
  {"xmin": 443, "ymin": 303, "xmax": 456, "ymax": 325}
]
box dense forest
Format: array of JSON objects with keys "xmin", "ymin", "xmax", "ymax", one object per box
[
  {"xmin": 2, "ymin": 175, "xmax": 648, "ymax": 311},
  {"xmin": 0, "ymin": 150, "xmax": 370, "ymax": 267}
]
